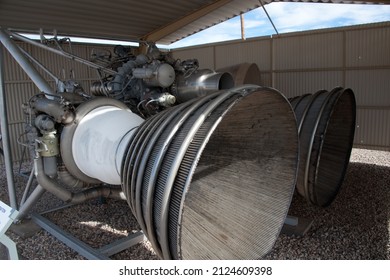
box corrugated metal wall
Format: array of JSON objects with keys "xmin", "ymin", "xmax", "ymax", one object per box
[{"xmin": 173, "ymin": 21, "xmax": 390, "ymax": 151}]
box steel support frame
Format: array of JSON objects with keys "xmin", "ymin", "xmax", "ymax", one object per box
[
  {"xmin": 31, "ymin": 213, "xmax": 145, "ymax": 260},
  {"xmin": 0, "ymin": 28, "xmax": 144, "ymax": 260}
]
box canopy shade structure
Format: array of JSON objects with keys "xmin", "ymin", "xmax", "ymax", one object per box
[{"xmin": 0, "ymin": 0, "xmax": 389, "ymax": 45}]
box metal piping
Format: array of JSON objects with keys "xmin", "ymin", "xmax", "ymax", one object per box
[
  {"xmin": 34, "ymin": 156, "xmax": 126, "ymax": 205},
  {"xmin": 57, "ymin": 166, "xmax": 85, "ymax": 189},
  {"xmin": 259, "ymin": 0, "xmax": 279, "ymax": 35},
  {"xmin": 70, "ymin": 186, "xmax": 126, "ymax": 205},
  {"xmin": 9, "ymin": 31, "xmax": 118, "ymax": 76},
  {"xmin": 17, "ymin": 45, "xmax": 60, "ymax": 84},
  {"xmin": 20, "ymin": 166, "xmax": 36, "ymax": 207},
  {"xmin": 34, "ymin": 156, "xmax": 73, "ymax": 202},
  {"xmin": 0, "ymin": 29, "xmax": 56, "ymax": 96},
  {"xmin": 15, "ymin": 184, "xmax": 46, "ymax": 221},
  {"xmin": 30, "ymin": 95, "xmax": 75, "ymax": 124}
]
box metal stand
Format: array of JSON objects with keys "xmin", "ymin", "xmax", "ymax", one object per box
[
  {"xmin": 0, "ymin": 235, "xmax": 19, "ymax": 260},
  {"xmin": 30, "ymin": 213, "xmax": 144, "ymax": 260},
  {"xmin": 281, "ymin": 215, "xmax": 313, "ymax": 237}
]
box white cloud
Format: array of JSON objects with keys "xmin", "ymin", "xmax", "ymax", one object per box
[
  {"xmin": 168, "ymin": 2, "xmax": 390, "ymax": 48},
  {"xmin": 264, "ymin": 3, "xmax": 390, "ymax": 32},
  {"xmin": 168, "ymin": 19, "xmax": 241, "ymax": 48}
]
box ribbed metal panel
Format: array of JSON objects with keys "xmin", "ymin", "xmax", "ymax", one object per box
[
  {"xmin": 2, "ymin": 43, "xmax": 31, "ymax": 81},
  {"xmin": 260, "ymin": 73, "xmax": 272, "ymax": 87},
  {"xmin": 4, "ymin": 83, "xmax": 36, "ymax": 122},
  {"xmin": 7, "ymin": 123, "xmax": 29, "ymax": 163},
  {"xmin": 273, "ymin": 31, "xmax": 344, "ymax": 70},
  {"xmin": 346, "ymin": 69, "xmax": 390, "ymax": 107},
  {"xmin": 274, "ymin": 71, "xmax": 344, "ymax": 98},
  {"xmin": 355, "ymin": 108, "xmax": 390, "ymax": 148},
  {"xmin": 3, "ymin": 80, "xmax": 38, "ymax": 164},
  {"xmin": 346, "ymin": 26, "xmax": 390, "ymax": 67},
  {"xmin": 214, "ymin": 39, "xmax": 271, "ymax": 71},
  {"xmin": 0, "ymin": 0, "xmax": 217, "ymax": 43}
]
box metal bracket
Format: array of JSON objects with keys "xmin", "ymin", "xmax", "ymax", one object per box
[
  {"xmin": 281, "ymin": 215, "xmax": 313, "ymax": 237},
  {"xmin": 30, "ymin": 213, "xmax": 145, "ymax": 260}
]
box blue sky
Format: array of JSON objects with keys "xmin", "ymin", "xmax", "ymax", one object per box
[{"xmin": 168, "ymin": 2, "xmax": 390, "ymax": 49}]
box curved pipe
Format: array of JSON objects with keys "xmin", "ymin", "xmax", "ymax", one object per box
[
  {"xmin": 0, "ymin": 29, "xmax": 56, "ymax": 96},
  {"xmin": 31, "ymin": 95, "xmax": 75, "ymax": 124},
  {"xmin": 57, "ymin": 166, "xmax": 85, "ymax": 189},
  {"xmin": 35, "ymin": 156, "xmax": 73, "ymax": 202},
  {"xmin": 34, "ymin": 157, "xmax": 126, "ymax": 205}
]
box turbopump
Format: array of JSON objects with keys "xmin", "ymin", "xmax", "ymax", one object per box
[{"xmin": 89, "ymin": 44, "xmax": 234, "ymax": 118}]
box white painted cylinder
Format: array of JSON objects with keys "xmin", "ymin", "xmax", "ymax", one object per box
[{"xmin": 71, "ymin": 106, "xmax": 144, "ymax": 185}]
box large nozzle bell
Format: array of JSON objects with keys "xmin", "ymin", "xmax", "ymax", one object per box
[
  {"xmin": 121, "ymin": 85, "xmax": 299, "ymax": 259},
  {"xmin": 217, "ymin": 63, "xmax": 261, "ymax": 86},
  {"xmin": 289, "ymin": 87, "xmax": 356, "ymax": 207}
]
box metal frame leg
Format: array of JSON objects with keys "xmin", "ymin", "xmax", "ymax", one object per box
[
  {"xmin": 0, "ymin": 235, "xmax": 19, "ymax": 260},
  {"xmin": 0, "ymin": 44, "xmax": 17, "ymax": 209},
  {"xmin": 30, "ymin": 213, "xmax": 145, "ymax": 260}
]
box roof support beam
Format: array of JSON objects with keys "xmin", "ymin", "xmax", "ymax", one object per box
[{"xmin": 141, "ymin": 0, "xmax": 234, "ymax": 43}]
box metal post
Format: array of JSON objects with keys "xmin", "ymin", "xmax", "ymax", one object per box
[
  {"xmin": 259, "ymin": 0, "xmax": 279, "ymax": 35},
  {"xmin": 0, "ymin": 28, "xmax": 56, "ymax": 96},
  {"xmin": 240, "ymin": 13, "xmax": 246, "ymax": 41},
  {"xmin": 0, "ymin": 44, "xmax": 17, "ymax": 209},
  {"xmin": 16, "ymin": 184, "xmax": 46, "ymax": 221}
]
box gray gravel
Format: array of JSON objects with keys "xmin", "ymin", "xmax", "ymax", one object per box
[{"xmin": 0, "ymin": 148, "xmax": 389, "ymax": 260}]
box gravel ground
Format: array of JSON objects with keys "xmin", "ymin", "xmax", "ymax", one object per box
[{"xmin": 0, "ymin": 148, "xmax": 389, "ymax": 260}]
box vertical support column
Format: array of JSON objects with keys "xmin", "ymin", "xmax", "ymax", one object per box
[
  {"xmin": 0, "ymin": 44, "xmax": 17, "ymax": 209},
  {"xmin": 240, "ymin": 13, "xmax": 246, "ymax": 41},
  {"xmin": 271, "ymin": 36, "xmax": 276, "ymax": 88}
]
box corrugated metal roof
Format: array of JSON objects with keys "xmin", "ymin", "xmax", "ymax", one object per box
[{"xmin": 0, "ymin": 0, "xmax": 388, "ymax": 45}]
